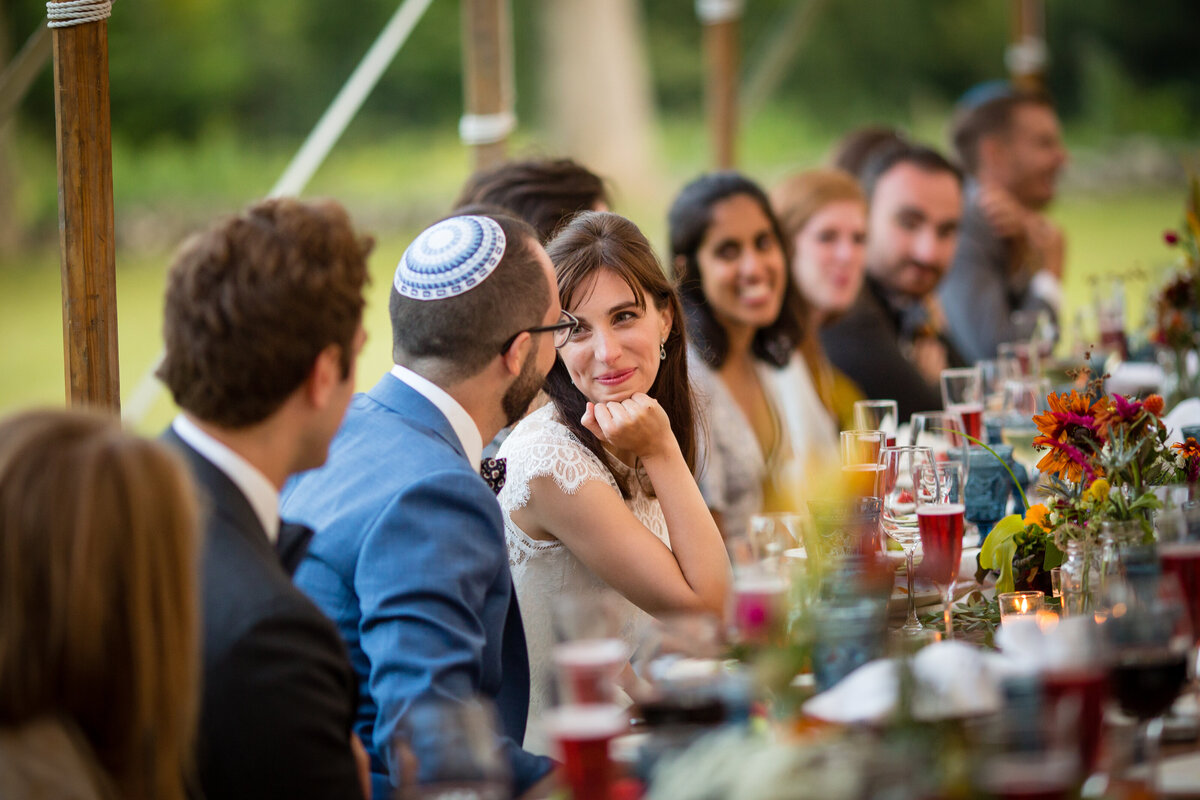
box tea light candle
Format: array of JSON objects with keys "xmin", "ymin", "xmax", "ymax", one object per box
[{"xmin": 999, "ymin": 590, "xmax": 1045, "ymax": 623}]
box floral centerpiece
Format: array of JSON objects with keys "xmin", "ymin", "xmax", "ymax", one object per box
[
  {"xmin": 1154, "ymin": 175, "xmax": 1200, "ymax": 407},
  {"xmin": 979, "ymin": 383, "xmax": 1192, "ymax": 594}
]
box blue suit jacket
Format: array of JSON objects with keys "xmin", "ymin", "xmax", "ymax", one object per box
[{"xmin": 280, "ymin": 373, "xmax": 553, "ymax": 798}]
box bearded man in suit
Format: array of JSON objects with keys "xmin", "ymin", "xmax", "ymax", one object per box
[
  {"xmin": 281, "ymin": 214, "xmax": 562, "ymax": 799},
  {"xmin": 158, "ymin": 197, "xmax": 372, "ymax": 800}
]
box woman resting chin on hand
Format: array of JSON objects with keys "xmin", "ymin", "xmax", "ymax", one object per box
[{"xmin": 496, "ymin": 211, "xmax": 729, "ymax": 756}]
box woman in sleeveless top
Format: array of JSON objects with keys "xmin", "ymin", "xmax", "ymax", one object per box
[
  {"xmin": 670, "ymin": 172, "xmax": 837, "ymax": 541},
  {"xmin": 497, "ymin": 212, "xmax": 729, "ymax": 754}
]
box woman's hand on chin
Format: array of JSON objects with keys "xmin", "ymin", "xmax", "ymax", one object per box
[{"xmin": 582, "ymin": 394, "xmax": 676, "ymax": 461}]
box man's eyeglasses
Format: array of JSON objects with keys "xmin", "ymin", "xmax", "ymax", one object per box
[{"xmin": 499, "ymin": 310, "xmax": 579, "ymax": 354}]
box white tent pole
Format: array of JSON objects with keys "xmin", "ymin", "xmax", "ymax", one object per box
[{"xmin": 125, "ymin": 0, "xmax": 435, "ymax": 425}]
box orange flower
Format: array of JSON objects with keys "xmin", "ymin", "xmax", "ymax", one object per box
[
  {"xmin": 1032, "ymin": 390, "xmax": 1101, "ymax": 444},
  {"xmin": 1144, "ymin": 395, "xmax": 1165, "ymax": 416},
  {"xmin": 1023, "ymin": 503, "xmax": 1050, "ymax": 528},
  {"xmin": 1175, "ymin": 437, "xmax": 1200, "ymax": 459}
]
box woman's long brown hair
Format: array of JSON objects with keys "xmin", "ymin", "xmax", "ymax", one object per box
[
  {"xmin": 0, "ymin": 409, "xmax": 200, "ymax": 800},
  {"xmin": 544, "ymin": 211, "xmax": 697, "ymax": 498}
]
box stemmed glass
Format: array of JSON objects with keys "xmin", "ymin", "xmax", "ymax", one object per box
[
  {"xmin": 853, "ymin": 400, "xmax": 899, "ymax": 447},
  {"xmin": 1100, "ymin": 574, "xmax": 1193, "ymax": 795},
  {"xmin": 915, "ymin": 461, "xmax": 965, "ymax": 639},
  {"xmin": 940, "ymin": 367, "xmax": 985, "ymax": 443},
  {"xmin": 999, "ymin": 377, "xmax": 1050, "ymax": 475},
  {"xmin": 998, "ymin": 340, "xmax": 1041, "ymax": 379},
  {"xmin": 878, "ymin": 445, "xmax": 937, "ymax": 634}
]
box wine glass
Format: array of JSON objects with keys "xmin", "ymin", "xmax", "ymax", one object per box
[
  {"xmin": 394, "ymin": 695, "xmax": 512, "ymax": 800},
  {"xmin": 909, "ymin": 410, "xmax": 970, "ymax": 484},
  {"xmin": 840, "ymin": 429, "xmax": 887, "ymax": 499},
  {"xmin": 940, "ymin": 367, "xmax": 984, "ymax": 443},
  {"xmin": 853, "ymin": 400, "xmax": 899, "ymax": 447},
  {"xmin": 1100, "ymin": 573, "xmax": 1193, "ymax": 796},
  {"xmin": 999, "ymin": 377, "xmax": 1050, "ymax": 474},
  {"xmin": 877, "ymin": 445, "xmax": 937, "ymax": 634},
  {"xmin": 915, "ymin": 461, "xmax": 965, "ymax": 639}
]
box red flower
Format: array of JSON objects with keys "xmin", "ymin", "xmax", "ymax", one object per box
[
  {"xmin": 1165, "ymin": 230, "xmax": 1180, "ymax": 245},
  {"xmin": 1144, "ymin": 395, "xmax": 1165, "ymax": 417}
]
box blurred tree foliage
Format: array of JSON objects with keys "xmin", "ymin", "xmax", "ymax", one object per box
[{"xmin": 5, "ymin": 0, "xmax": 1199, "ymax": 143}]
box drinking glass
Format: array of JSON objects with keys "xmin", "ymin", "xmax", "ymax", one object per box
[
  {"xmin": 1156, "ymin": 489, "xmax": 1200, "ymax": 641},
  {"xmin": 940, "ymin": 367, "xmax": 984, "ymax": 443},
  {"xmin": 552, "ymin": 592, "xmax": 629, "ymax": 707},
  {"xmin": 747, "ymin": 511, "xmax": 805, "ymax": 574},
  {"xmin": 999, "ymin": 377, "xmax": 1050, "ymax": 474},
  {"xmin": 840, "ymin": 429, "xmax": 887, "ymax": 498},
  {"xmin": 877, "ymin": 445, "xmax": 937, "ymax": 634},
  {"xmin": 853, "ymin": 400, "xmax": 899, "ymax": 447},
  {"xmin": 998, "ymin": 340, "xmax": 1041, "ymax": 378},
  {"xmin": 915, "ymin": 461, "xmax": 965, "ymax": 638},
  {"xmin": 544, "ymin": 704, "xmax": 628, "ymax": 800},
  {"xmin": 1100, "ymin": 573, "xmax": 1193, "ymax": 795},
  {"xmin": 394, "ymin": 696, "xmax": 511, "ymax": 800},
  {"xmin": 909, "ymin": 410, "xmax": 970, "ymax": 484}
]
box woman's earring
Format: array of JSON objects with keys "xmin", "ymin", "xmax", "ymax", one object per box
[{"xmin": 659, "ymin": 342, "xmax": 667, "ymax": 361}]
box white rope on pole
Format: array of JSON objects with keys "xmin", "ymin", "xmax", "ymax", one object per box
[
  {"xmin": 459, "ymin": 111, "xmax": 516, "ymax": 145},
  {"xmin": 695, "ymin": 0, "xmax": 743, "ymax": 25},
  {"xmin": 46, "ymin": 0, "xmax": 112, "ymax": 28},
  {"xmin": 123, "ymin": 0, "xmax": 435, "ymax": 426},
  {"xmin": 269, "ymin": 0, "xmax": 435, "ymax": 198}
]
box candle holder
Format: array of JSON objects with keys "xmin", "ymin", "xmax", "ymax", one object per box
[{"xmin": 998, "ymin": 590, "xmax": 1045, "ymax": 623}]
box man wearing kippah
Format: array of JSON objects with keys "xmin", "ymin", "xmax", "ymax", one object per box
[{"xmin": 281, "ymin": 214, "xmax": 564, "ymax": 798}]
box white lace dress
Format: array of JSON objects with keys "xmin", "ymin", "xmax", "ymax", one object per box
[{"xmin": 496, "ymin": 404, "xmax": 669, "ymax": 755}]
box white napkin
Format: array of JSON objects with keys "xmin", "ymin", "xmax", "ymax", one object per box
[
  {"xmin": 1165, "ymin": 397, "xmax": 1200, "ymax": 445},
  {"xmin": 802, "ymin": 640, "xmax": 1030, "ymax": 724},
  {"xmin": 1106, "ymin": 361, "xmax": 1164, "ymax": 397}
]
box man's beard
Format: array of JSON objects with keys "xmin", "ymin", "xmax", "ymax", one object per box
[{"xmin": 501, "ymin": 350, "xmax": 546, "ymax": 427}]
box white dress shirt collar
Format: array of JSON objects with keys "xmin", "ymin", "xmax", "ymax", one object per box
[
  {"xmin": 171, "ymin": 414, "xmax": 281, "ymax": 543},
  {"xmin": 390, "ymin": 364, "xmax": 485, "ymax": 469}
]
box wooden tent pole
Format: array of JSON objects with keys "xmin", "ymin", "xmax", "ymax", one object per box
[
  {"xmin": 697, "ymin": 0, "xmax": 742, "ymax": 170},
  {"xmin": 50, "ymin": 6, "xmax": 118, "ymax": 411},
  {"xmin": 461, "ymin": 0, "xmax": 514, "ymax": 171},
  {"xmin": 1008, "ymin": 0, "xmax": 1046, "ymax": 91}
]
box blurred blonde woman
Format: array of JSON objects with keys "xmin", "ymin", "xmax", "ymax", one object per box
[
  {"xmin": 0, "ymin": 409, "xmax": 200, "ymax": 800},
  {"xmin": 772, "ymin": 168, "xmax": 870, "ymax": 431}
]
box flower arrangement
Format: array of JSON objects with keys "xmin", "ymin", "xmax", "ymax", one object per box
[
  {"xmin": 979, "ymin": 380, "xmax": 1190, "ymax": 594},
  {"xmin": 1154, "ymin": 174, "xmax": 1200, "ymax": 406}
]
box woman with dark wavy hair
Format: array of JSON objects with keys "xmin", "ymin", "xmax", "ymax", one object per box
[
  {"xmin": 670, "ymin": 171, "xmax": 837, "ymax": 540},
  {"xmin": 497, "ymin": 211, "xmax": 729, "ymax": 754}
]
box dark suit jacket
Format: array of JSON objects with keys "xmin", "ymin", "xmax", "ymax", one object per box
[
  {"xmin": 821, "ymin": 277, "xmax": 963, "ymax": 422},
  {"xmin": 162, "ymin": 429, "xmax": 362, "ymax": 800},
  {"xmin": 280, "ymin": 373, "xmax": 554, "ymax": 799}
]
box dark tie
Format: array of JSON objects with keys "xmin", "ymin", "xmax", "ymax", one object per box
[
  {"xmin": 480, "ymin": 457, "xmax": 506, "ymax": 495},
  {"xmin": 276, "ymin": 521, "xmax": 315, "ymax": 577}
]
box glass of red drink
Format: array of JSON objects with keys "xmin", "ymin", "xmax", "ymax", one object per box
[
  {"xmin": 915, "ymin": 461, "xmax": 965, "ymax": 639},
  {"xmin": 551, "ymin": 592, "xmax": 630, "ymax": 707},
  {"xmin": 940, "ymin": 367, "xmax": 985, "ymax": 444},
  {"xmin": 545, "ymin": 704, "xmax": 628, "ymax": 800},
  {"xmin": 852, "ymin": 400, "xmax": 899, "ymax": 447}
]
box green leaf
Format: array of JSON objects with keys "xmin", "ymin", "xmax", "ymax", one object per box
[
  {"xmin": 1043, "ymin": 541, "xmax": 1066, "ymax": 570},
  {"xmin": 994, "ymin": 539, "xmax": 1018, "ymax": 594},
  {"xmin": 980, "ymin": 514, "xmax": 1024, "ymax": 570}
]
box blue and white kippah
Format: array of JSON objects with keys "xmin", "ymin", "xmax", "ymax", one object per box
[{"xmin": 394, "ymin": 215, "xmax": 506, "ymax": 300}]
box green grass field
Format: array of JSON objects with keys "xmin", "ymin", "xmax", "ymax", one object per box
[{"xmin": 0, "ymin": 119, "xmax": 1187, "ymax": 433}]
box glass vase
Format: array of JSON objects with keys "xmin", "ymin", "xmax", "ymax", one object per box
[{"xmin": 1060, "ymin": 540, "xmax": 1102, "ymax": 616}]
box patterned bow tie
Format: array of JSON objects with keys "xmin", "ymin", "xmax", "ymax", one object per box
[
  {"xmin": 480, "ymin": 457, "xmax": 506, "ymax": 495},
  {"xmin": 276, "ymin": 521, "xmax": 315, "ymax": 577}
]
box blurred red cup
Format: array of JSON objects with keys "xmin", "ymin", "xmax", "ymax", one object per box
[{"xmin": 545, "ymin": 704, "xmax": 628, "ymax": 800}]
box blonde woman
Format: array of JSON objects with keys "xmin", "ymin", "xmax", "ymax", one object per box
[
  {"xmin": 772, "ymin": 168, "xmax": 870, "ymax": 431},
  {"xmin": 0, "ymin": 409, "xmax": 200, "ymax": 800}
]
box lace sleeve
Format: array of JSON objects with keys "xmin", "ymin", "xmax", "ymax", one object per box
[{"xmin": 497, "ymin": 407, "xmax": 620, "ymax": 513}]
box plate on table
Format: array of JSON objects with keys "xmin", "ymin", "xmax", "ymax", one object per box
[{"xmin": 888, "ymin": 584, "xmax": 940, "ymax": 613}]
